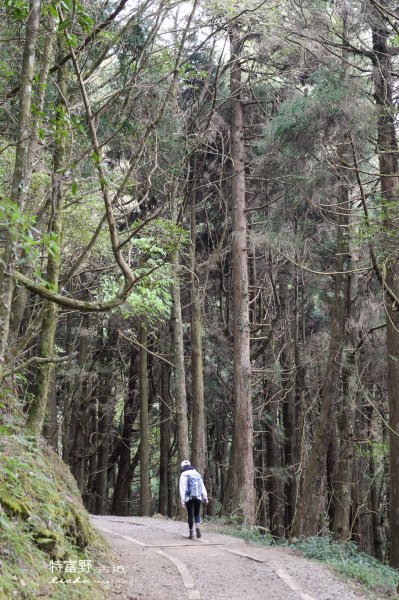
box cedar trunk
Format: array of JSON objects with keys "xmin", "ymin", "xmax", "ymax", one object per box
[
  {"xmin": 171, "ymin": 198, "xmax": 190, "ymax": 462},
  {"xmin": 290, "ymin": 143, "xmax": 350, "ymax": 538},
  {"xmin": 158, "ymin": 360, "xmax": 171, "ymax": 515},
  {"xmin": 95, "ymin": 330, "xmax": 113, "ymax": 515},
  {"xmin": 190, "ymin": 161, "xmax": 206, "ymax": 474},
  {"xmin": 139, "ymin": 324, "xmax": 151, "ymax": 515},
  {"xmin": 112, "ymin": 346, "xmax": 139, "ymax": 515},
  {"xmin": 0, "ymin": 0, "xmax": 41, "ymax": 366},
  {"xmin": 371, "ymin": 14, "xmax": 399, "ymax": 567},
  {"xmin": 26, "ymin": 46, "xmax": 66, "ymax": 435},
  {"xmin": 224, "ymin": 24, "xmax": 255, "ymax": 525}
]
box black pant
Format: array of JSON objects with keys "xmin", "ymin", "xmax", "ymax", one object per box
[{"xmin": 185, "ymin": 498, "xmax": 201, "ymax": 529}]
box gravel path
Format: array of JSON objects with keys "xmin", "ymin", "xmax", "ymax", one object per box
[{"xmin": 91, "ymin": 515, "xmax": 376, "ymax": 600}]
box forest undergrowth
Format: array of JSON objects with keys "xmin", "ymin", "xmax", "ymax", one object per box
[{"xmin": 218, "ymin": 522, "xmax": 399, "ymax": 598}]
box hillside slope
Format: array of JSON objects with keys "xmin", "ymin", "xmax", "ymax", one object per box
[{"xmin": 0, "ymin": 425, "xmax": 108, "ymax": 599}]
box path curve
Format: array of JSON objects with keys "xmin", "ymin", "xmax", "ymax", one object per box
[{"xmin": 91, "ymin": 515, "xmax": 376, "ymax": 600}]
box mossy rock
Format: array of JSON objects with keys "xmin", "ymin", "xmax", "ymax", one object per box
[
  {"xmin": 32, "ymin": 527, "xmax": 65, "ymax": 559},
  {"xmin": 26, "ymin": 513, "xmax": 47, "ymax": 531},
  {"xmin": 67, "ymin": 505, "xmax": 94, "ymax": 549},
  {"xmin": 35, "ymin": 537, "xmax": 56, "ymax": 553},
  {"xmin": 31, "ymin": 527, "xmax": 60, "ymax": 544},
  {"xmin": 34, "ymin": 536, "xmax": 66, "ymax": 560},
  {"xmin": 0, "ymin": 493, "xmax": 30, "ymax": 518}
]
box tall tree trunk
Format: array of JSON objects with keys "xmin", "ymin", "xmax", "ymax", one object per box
[
  {"xmin": 332, "ymin": 286, "xmax": 355, "ymax": 540},
  {"xmin": 26, "ymin": 43, "xmax": 66, "ymax": 435},
  {"xmin": 95, "ymin": 326, "xmax": 113, "ymax": 515},
  {"xmin": 139, "ymin": 323, "xmax": 151, "ymax": 515},
  {"xmin": 43, "ymin": 366, "xmax": 58, "ymax": 450},
  {"xmin": 62, "ymin": 314, "xmax": 73, "ymax": 463},
  {"xmin": 367, "ymin": 402, "xmax": 385, "ymax": 561},
  {"xmin": 280, "ymin": 274, "xmax": 297, "ymax": 529},
  {"xmin": 9, "ymin": 14, "xmax": 57, "ymax": 343},
  {"xmin": 327, "ymin": 421, "xmax": 339, "ymax": 529},
  {"xmin": 290, "ymin": 142, "xmax": 350, "ymax": 538},
  {"xmin": 330, "ymin": 16, "xmax": 354, "ymax": 542},
  {"xmin": 0, "ymin": 0, "xmax": 42, "ymax": 367},
  {"xmin": 224, "ymin": 24, "xmax": 255, "ymax": 525},
  {"xmin": 70, "ymin": 316, "xmax": 91, "ymax": 492},
  {"xmin": 111, "ymin": 346, "xmax": 139, "ymax": 515},
  {"xmin": 294, "ymin": 216, "xmax": 306, "ymax": 473},
  {"xmin": 171, "ymin": 199, "xmax": 189, "ymax": 462},
  {"xmin": 159, "ymin": 359, "xmax": 171, "ymax": 515},
  {"xmin": 85, "ymin": 394, "xmax": 98, "ymax": 512},
  {"xmin": 190, "ymin": 159, "xmax": 206, "ymax": 474},
  {"xmin": 371, "ymin": 9, "xmax": 399, "ymax": 568},
  {"xmin": 265, "ymin": 389, "xmax": 285, "ymax": 538}
]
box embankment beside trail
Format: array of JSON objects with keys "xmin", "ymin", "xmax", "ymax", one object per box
[{"xmin": 0, "ymin": 425, "xmax": 109, "ymax": 599}]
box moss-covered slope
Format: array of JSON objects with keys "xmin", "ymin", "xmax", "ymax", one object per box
[{"xmin": 0, "ymin": 428, "xmax": 108, "ymax": 599}]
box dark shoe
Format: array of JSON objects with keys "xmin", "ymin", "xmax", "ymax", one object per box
[
  {"xmin": 196, "ymin": 527, "xmax": 201, "ymax": 539},
  {"xmin": 189, "ymin": 530, "xmax": 194, "ymax": 540}
]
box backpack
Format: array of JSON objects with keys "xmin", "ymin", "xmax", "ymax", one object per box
[{"xmin": 187, "ymin": 472, "xmax": 202, "ymax": 499}]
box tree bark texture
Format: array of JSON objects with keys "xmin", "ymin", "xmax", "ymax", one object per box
[
  {"xmin": 331, "ymin": 292, "xmax": 355, "ymax": 540},
  {"xmin": 265, "ymin": 390, "xmax": 285, "ymax": 538},
  {"xmin": 0, "ymin": 0, "xmax": 41, "ymax": 367},
  {"xmin": 224, "ymin": 24, "xmax": 255, "ymax": 526},
  {"xmin": 9, "ymin": 14, "xmax": 57, "ymax": 343},
  {"xmin": 158, "ymin": 359, "xmax": 171, "ymax": 515},
  {"xmin": 26, "ymin": 44, "xmax": 66, "ymax": 435},
  {"xmin": 43, "ymin": 366, "xmax": 58, "ymax": 450},
  {"xmin": 95, "ymin": 328, "xmax": 113, "ymax": 514},
  {"xmin": 279, "ymin": 275, "xmax": 297, "ymax": 529},
  {"xmin": 139, "ymin": 323, "xmax": 151, "ymax": 515},
  {"xmin": 69, "ymin": 317, "xmax": 91, "ymax": 492},
  {"xmin": 171, "ymin": 198, "xmax": 190, "ymax": 463},
  {"xmin": 111, "ymin": 347, "xmax": 139, "ymax": 515},
  {"xmin": 371, "ymin": 9, "xmax": 399, "ymax": 567},
  {"xmin": 290, "ymin": 142, "xmax": 350, "ymax": 538},
  {"xmin": 190, "ymin": 159, "xmax": 206, "ymax": 475}
]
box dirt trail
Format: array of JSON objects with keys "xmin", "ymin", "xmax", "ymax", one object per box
[{"xmin": 91, "ymin": 515, "xmax": 375, "ymax": 600}]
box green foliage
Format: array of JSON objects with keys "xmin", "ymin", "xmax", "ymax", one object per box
[
  {"xmin": 99, "ymin": 264, "xmax": 172, "ymax": 322},
  {"xmin": 118, "ymin": 23, "xmax": 147, "ymax": 78},
  {"xmin": 63, "ymin": 192, "xmax": 106, "ymax": 255},
  {"xmin": 0, "ymin": 198, "xmax": 31, "ymax": 240},
  {"xmin": 261, "ymin": 68, "xmax": 355, "ymax": 148},
  {"xmin": 0, "ymin": 199, "xmax": 60, "ymax": 286},
  {"xmin": 354, "ymin": 439, "xmax": 388, "ymax": 460},
  {"xmin": 221, "ymin": 527, "xmax": 398, "ymax": 596},
  {"xmin": 55, "ymin": 0, "xmax": 94, "ymax": 36},
  {"xmin": 221, "ymin": 524, "xmax": 274, "ymax": 545},
  {"xmin": 95, "ymin": 218, "xmax": 188, "ymax": 321},
  {"xmin": 291, "ymin": 536, "xmax": 399, "ymax": 595},
  {"xmin": 356, "ymin": 215, "xmax": 382, "ymax": 245},
  {"xmin": 3, "ymin": 0, "xmax": 30, "ymax": 21},
  {"xmin": 50, "ymin": 104, "xmax": 72, "ymax": 145},
  {"xmin": 179, "ymin": 62, "xmax": 207, "ymax": 83},
  {"xmin": 269, "ymin": 95, "xmax": 312, "ymax": 143},
  {"xmin": 98, "ymin": 221, "xmax": 182, "ymax": 321},
  {"xmin": 0, "ymin": 199, "xmax": 59, "ymax": 252}
]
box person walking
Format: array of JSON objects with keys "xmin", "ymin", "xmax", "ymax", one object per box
[{"xmin": 179, "ymin": 460, "xmax": 208, "ymax": 539}]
